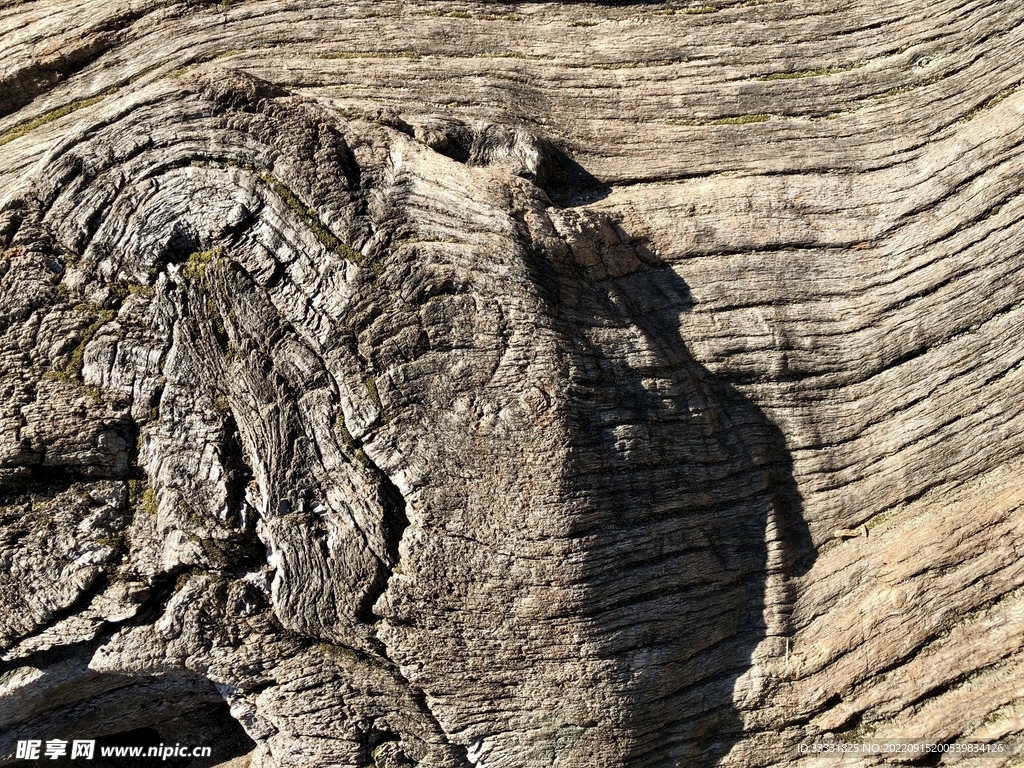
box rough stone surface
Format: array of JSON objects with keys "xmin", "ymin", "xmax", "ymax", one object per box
[{"xmin": 0, "ymin": 1, "xmax": 1022, "ymax": 767}]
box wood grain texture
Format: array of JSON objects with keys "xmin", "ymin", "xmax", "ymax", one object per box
[{"xmin": 0, "ymin": 1, "xmax": 1022, "ymax": 766}]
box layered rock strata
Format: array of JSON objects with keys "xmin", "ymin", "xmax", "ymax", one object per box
[{"xmin": 1, "ymin": 1, "xmax": 1022, "ymax": 767}]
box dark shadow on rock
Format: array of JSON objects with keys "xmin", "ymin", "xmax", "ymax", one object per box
[
  {"xmin": 547, "ymin": 219, "xmax": 815, "ymax": 766},
  {"xmin": 539, "ymin": 142, "xmax": 612, "ymax": 207}
]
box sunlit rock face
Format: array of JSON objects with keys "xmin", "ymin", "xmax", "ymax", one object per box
[{"xmin": 2, "ymin": 2, "xmax": 1023, "ymax": 767}]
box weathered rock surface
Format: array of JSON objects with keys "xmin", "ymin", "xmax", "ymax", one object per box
[{"xmin": 0, "ymin": 1, "xmax": 1022, "ymax": 766}]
